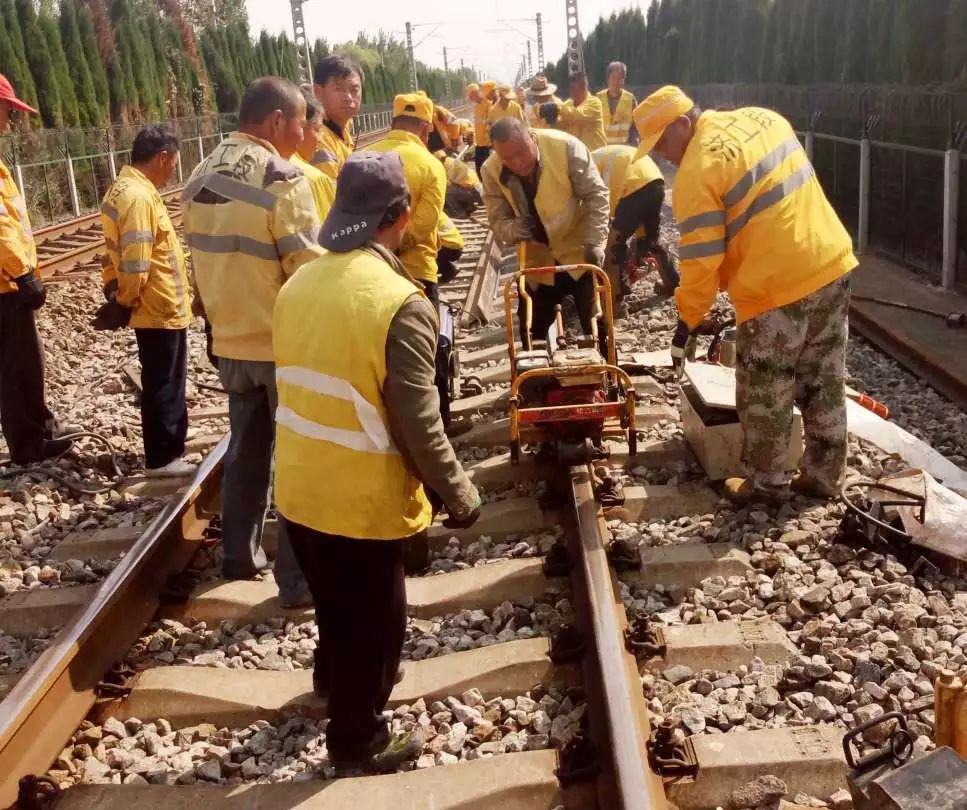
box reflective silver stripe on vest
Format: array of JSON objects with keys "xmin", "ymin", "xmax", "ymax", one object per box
[
  {"xmin": 276, "ymin": 366, "xmax": 398, "ymax": 455},
  {"xmin": 679, "ymin": 239, "xmax": 726, "ymax": 261},
  {"xmin": 726, "ymin": 163, "xmax": 816, "ymax": 244},
  {"xmin": 120, "ymin": 229, "xmax": 154, "ymax": 247},
  {"xmin": 186, "ymin": 232, "xmax": 279, "ymax": 261},
  {"xmin": 169, "ymin": 249, "xmax": 188, "ymax": 320},
  {"xmin": 100, "ymin": 202, "xmax": 120, "ymax": 222},
  {"xmin": 312, "ymin": 149, "xmax": 338, "ymax": 165},
  {"xmin": 276, "ymin": 229, "xmax": 321, "ymax": 256},
  {"xmin": 678, "ymin": 210, "xmax": 727, "ymax": 237},
  {"xmin": 722, "ymin": 137, "xmax": 803, "ymax": 208},
  {"xmin": 182, "ymin": 172, "xmax": 277, "ymax": 210},
  {"xmin": 121, "ymin": 259, "xmax": 151, "ymax": 274}
]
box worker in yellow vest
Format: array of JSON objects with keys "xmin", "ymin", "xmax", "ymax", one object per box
[
  {"xmin": 481, "ymin": 118, "xmax": 609, "ymax": 342},
  {"xmin": 429, "ymin": 104, "xmax": 461, "ymax": 153},
  {"xmin": 292, "ymin": 89, "xmax": 335, "ymax": 220},
  {"xmin": 596, "ymin": 61, "xmax": 638, "ymax": 146},
  {"xmin": 591, "ymin": 144, "xmax": 678, "ymax": 301},
  {"xmin": 635, "ymin": 86, "xmax": 857, "ymax": 504},
  {"xmin": 311, "ymin": 55, "xmax": 361, "ymax": 180},
  {"xmin": 469, "ymin": 81, "xmax": 495, "ymax": 175},
  {"xmin": 97, "ymin": 125, "xmax": 193, "ymax": 477},
  {"xmin": 527, "ymin": 75, "xmax": 562, "ymax": 129},
  {"xmin": 436, "ymin": 213, "xmax": 465, "ymax": 284},
  {"xmin": 434, "ymin": 149, "xmax": 481, "ymax": 218},
  {"xmin": 364, "ymin": 93, "xmax": 447, "ymax": 302},
  {"xmin": 543, "ymin": 72, "xmax": 607, "ymax": 151},
  {"xmin": 0, "ymin": 73, "xmax": 78, "ymax": 465},
  {"xmin": 274, "ymin": 151, "xmax": 480, "ymax": 772},
  {"xmin": 488, "ymin": 84, "xmax": 526, "ymax": 131}
]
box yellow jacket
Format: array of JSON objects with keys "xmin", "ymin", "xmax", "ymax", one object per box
[
  {"xmin": 531, "ymin": 95, "xmax": 563, "ymax": 129},
  {"xmin": 674, "ymin": 108, "xmax": 857, "ymax": 329},
  {"xmin": 311, "ymin": 120, "xmax": 355, "ymax": 181},
  {"xmin": 438, "ymin": 214, "xmax": 465, "ymax": 252},
  {"xmin": 182, "ymin": 132, "xmax": 324, "ymax": 361},
  {"xmin": 474, "ymin": 99, "xmax": 493, "ymax": 147},
  {"xmin": 482, "ymin": 129, "xmax": 609, "ymax": 287},
  {"xmin": 592, "ymin": 145, "xmax": 664, "ymax": 216},
  {"xmin": 100, "ymin": 166, "xmax": 191, "ymax": 329},
  {"xmin": 487, "ymin": 99, "xmax": 525, "ymax": 130},
  {"xmin": 274, "ymin": 246, "xmax": 432, "ymax": 539},
  {"xmin": 596, "ymin": 88, "xmax": 636, "ymax": 145},
  {"xmin": 365, "ymin": 129, "xmax": 446, "ymax": 283},
  {"xmin": 0, "ymin": 158, "xmax": 36, "ymax": 295},
  {"xmin": 443, "ymin": 156, "xmax": 479, "ymax": 189},
  {"xmin": 558, "ymin": 95, "xmax": 608, "ymax": 151},
  {"xmin": 292, "ymin": 153, "xmax": 336, "ymax": 221}
]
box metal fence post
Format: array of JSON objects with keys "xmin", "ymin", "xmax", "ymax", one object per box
[
  {"xmin": 943, "ymin": 148, "xmax": 960, "ymax": 290},
  {"xmin": 857, "ymin": 137, "xmax": 871, "ymax": 253},
  {"xmin": 107, "ymin": 148, "xmax": 118, "ymax": 181},
  {"xmin": 64, "ymin": 145, "xmax": 81, "ymax": 218},
  {"xmin": 805, "ymin": 131, "xmax": 815, "ymax": 164},
  {"xmin": 196, "ymin": 117, "xmax": 205, "ymax": 162},
  {"xmin": 176, "ymin": 151, "xmax": 184, "ymax": 185}
]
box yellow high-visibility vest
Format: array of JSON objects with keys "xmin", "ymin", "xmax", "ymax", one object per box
[
  {"xmin": 0, "ymin": 158, "xmax": 37, "ymax": 294},
  {"xmin": 474, "ymin": 99, "xmax": 493, "ymax": 147},
  {"xmin": 592, "ymin": 145, "xmax": 664, "ymax": 216},
  {"xmin": 274, "ymin": 248, "xmax": 432, "ymax": 540},
  {"xmin": 596, "ymin": 89, "xmax": 635, "ymax": 145},
  {"xmin": 310, "ymin": 121, "xmax": 355, "ymax": 181}
]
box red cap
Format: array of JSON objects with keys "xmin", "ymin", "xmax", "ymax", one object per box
[{"xmin": 0, "ymin": 74, "xmax": 39, "ymax": 115}]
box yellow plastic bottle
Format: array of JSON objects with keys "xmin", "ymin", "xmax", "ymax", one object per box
[{"xmin": 935, "ymin": 670, "xmax": 962, "ymax": 748}]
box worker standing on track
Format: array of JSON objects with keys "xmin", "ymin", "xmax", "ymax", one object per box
[
  {"xmin": 636, "ymin": 86, "xmax": 857, "ymax": 504},
  {"xmin": 96, "ymin": 125, "xmax": 194, "ymax": 478},
  {"xmin": 291, "ymin": 88, "xmax": 336, "ymax": 221},
  {"xmin": 591, "ymin": 144, "xmax": 678, "ymax": 302},
  {"xmin": 545, "ymin": 72, "xmax": 607, "ymax": 152},
  {"xmin": 527, "ymin": 75, "xmax": 562, "ymax": 129},
  {"xmin": 273, "ymin": 151, "xmax": 480, "ymax": 773},
  {"xmin": 482, "ymin": 118, "xmax": 609, "ymax": 342},
  {"xmin": 596, "ymin": 62, "xmax": 638, "ymax": 146},
  {"xmin": 311, "ymin": 55, "xmax": 362, "ymax": 181},
  {"xmin": 469, "ymin": 81, "xmax": 496, "ymax": 176},
  {"xmin": 0, "ymin": 73, "xmax": 77, "ymax": 465},
  {"xmin": 182, "ymin": 77, "xmax": 322, "ymax": 608}
]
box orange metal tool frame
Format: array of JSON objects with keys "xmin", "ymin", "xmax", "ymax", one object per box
[{"xmin": 503, "ymin": 264, "xmax": 637, "ymax": 451}]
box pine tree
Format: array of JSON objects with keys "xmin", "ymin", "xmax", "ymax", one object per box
[
  {"xmin": 0, "ymin": 0, "xmax": 39, "ymax": 112},
  {"xmin": 60, "ymin": 1, "xmax": 102, "ymax": 125},
  {"xmin": 15, "ymin": 0, "xmax": 63, "ymax": 127},
  {"xmin": 40, "ymin": 11, "xmax": 79, "ymax": 127},
  {"xmin": 736, "ymin": 2, "xmax": 765, "ymax": 83},
  {"xmin": 945, "ymin": 0, "xmax": 967, "ymax": 82},
  {"xmin": 77, "ymin": 5, "xmax": 110, "ymax": 116},
  {"xmin": 841, "ymin": 0, "xmax": 870, "ymax": 83}
]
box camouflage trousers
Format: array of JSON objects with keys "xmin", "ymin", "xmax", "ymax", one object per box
[{"xmin": 735, "ymin": 275, "xmax": 851, "ymax": 491}]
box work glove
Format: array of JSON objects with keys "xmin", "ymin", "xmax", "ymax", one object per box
[
  {"xmin": 510, "ymin": 216, "xmax": 534, "ymax": 243},
  {"xmin": 443, "ymin": 493, "xmax": 482, "ymax": 530},
  {"xmin": 103, "ymin": 278, "xmax": 119, "ymax": 301},
  {"xmin": 539, "ymin": 102, "xmax": 559, "ymax": 126},
  {"xmin": 91, "ymin": 296, "xmax": 131, "ymax": 331},
  {"xmin": 15, "ymin": 270, "xmax": 46, "ymax": 310},
  {"xmin": 584, "ymin": 245, "xmax": 606, "ymax": 268},
  {"xmin": 670, "ymin": 319, "xmax": 696, "ymax": 377}
]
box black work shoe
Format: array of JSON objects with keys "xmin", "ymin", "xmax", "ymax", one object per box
[
  {"xmin": 12, "ymin": 437, "xmax": 74, "ymax": 465},
  {"xmin": 331, "ymin": 728, "xmax": 424, "ymax": 775}
]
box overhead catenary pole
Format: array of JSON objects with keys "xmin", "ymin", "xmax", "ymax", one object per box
[
  {"xmin": 405, "ymin": 21, "xmax": 418, "ymax": 91},
  {"xmin": 290, "ymin": 0, "xmax": 313, "ymax": 85},
  {"xmin": 565, "ymin": 0, "xmax": 585, "ymax": 75},
  {"xmin": 443, "ymin": 46, "xmax": 451, "ymax": 97},
  {"xmin": 536, "ymin": 12, "xmax": 545, "ymax": 73},
  {"xmin": 527, "ymin": 40, "xmax": 533, "ymax": 78}
]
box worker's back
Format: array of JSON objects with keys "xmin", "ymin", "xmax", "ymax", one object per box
[
  {"xmin": 592, "ymin": 145, "xmax": 663, "ymax": 216},
  {"xmin": 182, "ymin": 132, "xmax": 323, "ymax": 361},
  {"xmin": 673, "ymin": 108, "xmax": 856, "ymax": 327}
]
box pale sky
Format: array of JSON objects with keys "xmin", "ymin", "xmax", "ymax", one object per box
[{"xmin": 245, "ymin": 0, "xmax": 643, "ymax": 84}]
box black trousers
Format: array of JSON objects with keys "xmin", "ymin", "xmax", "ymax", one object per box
[
  {"xmin": 135, "ymin": 327, "xmax": 188, "ymax": 469},
  {"xmin": 436, "ymin": 246, "xmax": 463, "ymax": 285},
  {"xmin": 0, "ymin": 292, "xmax": 52, "ymax": 463},
  {"xmin": 474, "ymin": 145, "xmax": 492, "ymax": 176},
  {"xmin": 285, "ymin": 520, "xmax": 407, "ymax": 759},
  {"xmin": 520, "ymin": 272, "xmax": 596, "ymax": 344}
]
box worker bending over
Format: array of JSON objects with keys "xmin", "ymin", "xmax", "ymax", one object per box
[
  {"xmin": 591, "ymin": 144, "xmax": 678, "ymax": 301},
  {"xmin": 596, "ymin": 62, "xmax": 638, "ymax": 146},
  {"xmin": 273, "ymin": 151, "xmax": 480, "ymax": 773},
  {"xmin": 544, "ymin": 72, "xmax": 607, "ymax": 152},
  {"xmin": 482, "ymin": 117, "xmax": 609, "ymax": 342},
  {"xmin": 311, "ymin": 55, "xmax": 361, "ymax": 180},
  {"xmin": 292, "ymin": 88, "xmax": 336, "ymax": 220},
  {"xmin": 637, "ymin": 86, "xmax": 857, "ymax": 503},
  {"xmin": 0, "ymin": 74, "xmax": 78, "ymax": 465},
  {"xmin": 97, "ymin": 125, "xmax": 193, "ymax": 477},
  {"xmin": 469, "ymin": 81, "xmax": 495, "ymax": 175},
  {"xmin": 434, "ymin": 149, "xmax": 481, "ymax": 219},
  {"xmin": 183, "ymin": 77, "xmax": 323, "ymax": 607},
  {"xmin": 428, "ymin": 104, "xmax": 460, "ymax": 153}
]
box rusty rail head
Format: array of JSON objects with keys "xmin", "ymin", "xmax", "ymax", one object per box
[
  {"xmin": 0, "ymin": 437, "xmax": 228, "ymax": 807},
  {"xmin": 569, "ymin": 465, "xmax": 668, "ymax": 810}
]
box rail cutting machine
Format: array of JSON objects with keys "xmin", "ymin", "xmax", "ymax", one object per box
[{"xmin": 505, "ymin": 265, "xmax": 637, "ymax": 463}]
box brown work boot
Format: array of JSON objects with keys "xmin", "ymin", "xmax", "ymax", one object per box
[
  {"xmin": 724, "ymin": 477, "xmax": 788, "ymax": 505},
  {"xmin": 791, "ymin": 473, "xmax": 840, "ymax": 500}
]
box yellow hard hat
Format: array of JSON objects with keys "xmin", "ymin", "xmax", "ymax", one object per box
[
  {"xmin": 633, "ymin": 85, "xmax": 695, "ymax": 156},
  {"xmin": 466, "ymin": 82, "xmax": 479, "ymax": 95},
  {"xmin": 481, "ymin": 80, "xmax": 497, "ymax": 93},
  {"xmin": 393, "ymin": 92, "xmax": 434, "ymax": 124}
]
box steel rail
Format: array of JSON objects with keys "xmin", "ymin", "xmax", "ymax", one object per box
[
  {"xmin": 0, "ymin": 437, "xmax": 228, "ymax": 807},
  {"xmin": 569, "ymin": 465, "xmax": 668, "ymax": 810}
]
